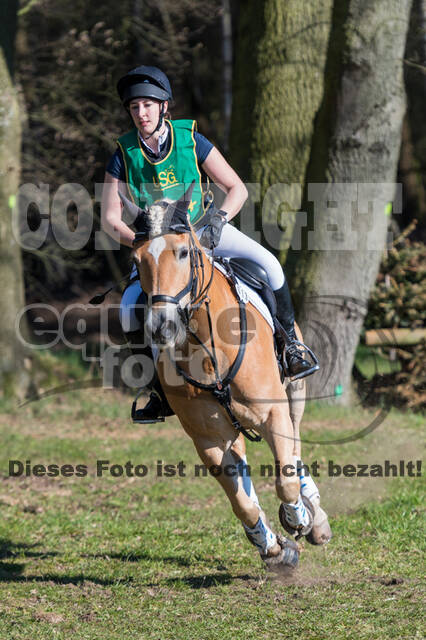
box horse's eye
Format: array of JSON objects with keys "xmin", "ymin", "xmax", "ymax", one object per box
[{"xmin": 178, "ymin": 247, "xmax": 189, "ymax": 260}]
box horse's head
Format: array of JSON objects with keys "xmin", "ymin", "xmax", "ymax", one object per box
[{"xmin": 120, "ymin": 184, "xmax": 202, "ymax": 348}]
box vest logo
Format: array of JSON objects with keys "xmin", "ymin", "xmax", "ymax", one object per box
[{"xmin": 153, "ymin": 167, "xmax": 178, "ymax": 189}]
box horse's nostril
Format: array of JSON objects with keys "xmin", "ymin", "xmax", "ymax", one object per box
[
  {"xmin": 162, "ymin": 320, "xmax": 177, "ymax": 340},
  {"xmin": 152, "ymin": 319, "xmax": 177, "ymax": 345}
]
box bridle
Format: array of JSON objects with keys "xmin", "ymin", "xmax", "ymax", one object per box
[
  {"xmin": 133, "ymin": 202, "xmax": 215, "ymax": 326},
  {"xmin": 133, "ymin": 206, "xmax": 261, "ymax": 442}
]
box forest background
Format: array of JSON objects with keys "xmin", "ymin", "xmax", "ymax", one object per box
[
  {"xmin": 1, "ymin": 0, "xmax": 425, "ymax": 410},
  {"xmin": 0, "ymin": 4, "xmax": 424, "ymax": 637}
]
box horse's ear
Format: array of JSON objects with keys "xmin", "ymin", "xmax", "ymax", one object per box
[
  {"xmin": 175, "ymin": 180, "xmax": 195, "ymax": 211},
  {"xmin": 118, "ymin": 191, "xmax": 145, "ymax": 220}
]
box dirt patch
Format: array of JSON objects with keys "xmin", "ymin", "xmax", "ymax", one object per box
[
  {"xmin": 268, "ymin": 545, "xmax": 344, "ymax": 587},
  {"xmin": 317, "ymin": 430, "xmax": 421, "ymax": 518},
  {"xmin": 270, "ymin": 560, "xmax": 420, "ymax": 589},
  {"xmin": 34, "ymin": 611, "xmax": 65, "ymax": 624}
]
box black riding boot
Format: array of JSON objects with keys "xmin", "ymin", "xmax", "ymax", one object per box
[
  {"xmin": 273, "ymin": 283, "xmax": 319, "ymax": 380},
  {"xmin": 125, "ymin": 331, "xmax": 174, "ymax": 423}
]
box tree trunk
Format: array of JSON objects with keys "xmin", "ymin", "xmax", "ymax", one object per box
[
  {"xmin": 221, "ymin": 0, "xmax": 233, "ymax": 152},
  {"xmin": 0, "ymin": 12, "xmax": 29, "ymax": 398},
  {"xmin": 289, "ymin": 0, "xmax": 413, "ymax": 404},
  {"xmin": 401, "ymin": 0, "xmax": 426, "ymax": 236},
  {"xmin": 132, "ymin": 0, "xmax": 144, "ymax": 60},
  {"xmin": 399, "ymin": 115, "xmax": 426, "ymax": 237},
  {"xmin": 0, "ymin": 0, "xmax": 18, "ymax": 77},
  {"xmin": 230, "ymin": 0, "xmax": 333, "ymax": 255}
]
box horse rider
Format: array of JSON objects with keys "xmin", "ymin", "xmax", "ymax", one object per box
[{"xmin": 102, "ymin": 65, "xmax": 319, "ymax": 422}]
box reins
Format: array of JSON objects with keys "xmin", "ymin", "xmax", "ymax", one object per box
[
  {"xmin": 93, "ymin": 185, "xmax": 262, "ymax": 442},
  {"xmin": 162, "ymin": 226, "xmax": 261, "ymax": 442}
]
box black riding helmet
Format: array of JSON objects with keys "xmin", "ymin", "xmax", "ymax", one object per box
[{"xmin": 117, "ymin": 65, "xmax": 173, "ymax": 106}]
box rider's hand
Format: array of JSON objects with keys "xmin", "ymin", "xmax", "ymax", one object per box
[{"xmin": 200, "ymin": 210, "xmax": 227, "ymax": 249}]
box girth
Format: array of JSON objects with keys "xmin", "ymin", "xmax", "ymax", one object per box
[{"xmin": 168, "ymin": 257, "xmax": 262, "ymax": 442}]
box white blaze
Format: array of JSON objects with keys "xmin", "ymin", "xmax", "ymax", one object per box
[{"xmin": 148, "ymin": 236, "xmax": 166, "ymax": 265}]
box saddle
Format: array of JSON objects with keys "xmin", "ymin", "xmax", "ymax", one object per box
[{"xmin": 220, "ymin": 257, "xmax": 287, "ymax": 382}]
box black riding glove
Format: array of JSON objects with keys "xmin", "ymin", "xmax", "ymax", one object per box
[{"xmin": 200, "ymin": 210, "xmax": 227, "ymax": 249}]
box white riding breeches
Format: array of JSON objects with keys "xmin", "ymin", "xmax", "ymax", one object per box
[
  {"xmin": 212, "ymin": 224, "xmax": 284, "ymax": 290},
  {"xmin": 119, "ymin": 223, "xmax": 285, "ymax": 333}
]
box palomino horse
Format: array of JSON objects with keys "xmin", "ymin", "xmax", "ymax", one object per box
[{"xmin": 121, "ymin": 186, "xmax": 331, "ymax": 571}]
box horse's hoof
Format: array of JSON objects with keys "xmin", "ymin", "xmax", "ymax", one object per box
[
  {"xmin": 261, "ymin": 534, "xmax": 299, "ymax": 571},
  {"xmin": 278, "ymin": 496, "xmax": 314, "ymax": 540},
  {"xmin": 305, "ymin": 504, "xmax": 332, "ymax": 546}
]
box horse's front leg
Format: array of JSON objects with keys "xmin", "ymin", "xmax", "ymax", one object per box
[{"xmin": 185, "ymin": 428, "xmax": 299, "ymax": 570}]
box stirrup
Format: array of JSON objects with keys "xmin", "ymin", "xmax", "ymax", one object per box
[
  {"xmin": 282, "ymin": 340, "xmax": 320, "ymax": 381},
  {"xmin": 131, "ymin": 388, "xmax": 165, "ymax": 424}
]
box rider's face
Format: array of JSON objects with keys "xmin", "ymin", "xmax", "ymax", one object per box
[{"xmin": 128, "ymin": 98, "xmax": 167, "ymax": 137}]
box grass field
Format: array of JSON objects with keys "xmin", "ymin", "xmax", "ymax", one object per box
[{"xmin": 0, "ymin": 387, "xmax": 424, "ymax": 639}]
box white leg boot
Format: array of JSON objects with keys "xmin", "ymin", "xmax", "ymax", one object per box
[
  {"xmin": 279, "ymin": 494, "xmax": 314, "ymax": 539},
  {"xmin": 296, "ymin": 457, "xmax": 332, "ymax": 546}
]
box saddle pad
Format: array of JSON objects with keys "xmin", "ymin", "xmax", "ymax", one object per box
[{"xmin": 213, "ymin": 261, "xmax": 274, "ymax": 331}]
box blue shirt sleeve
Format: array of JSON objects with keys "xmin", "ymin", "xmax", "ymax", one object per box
[
  {"xmin": 194, "ymin": 131, "xmax": 213, "ymax": 165},
  {"xmin": 106, "ymin": 148, "xmax": 126, "ymax": 181}
]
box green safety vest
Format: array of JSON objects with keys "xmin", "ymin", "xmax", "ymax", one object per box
[{"xmin": 117, "ymin": 119, "xmax": 205, "ymax": 224}]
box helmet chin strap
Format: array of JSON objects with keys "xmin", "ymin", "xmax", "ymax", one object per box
[{"xmin": 142, "ymin": 102, "xmax": 165, "ymax": 142}]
